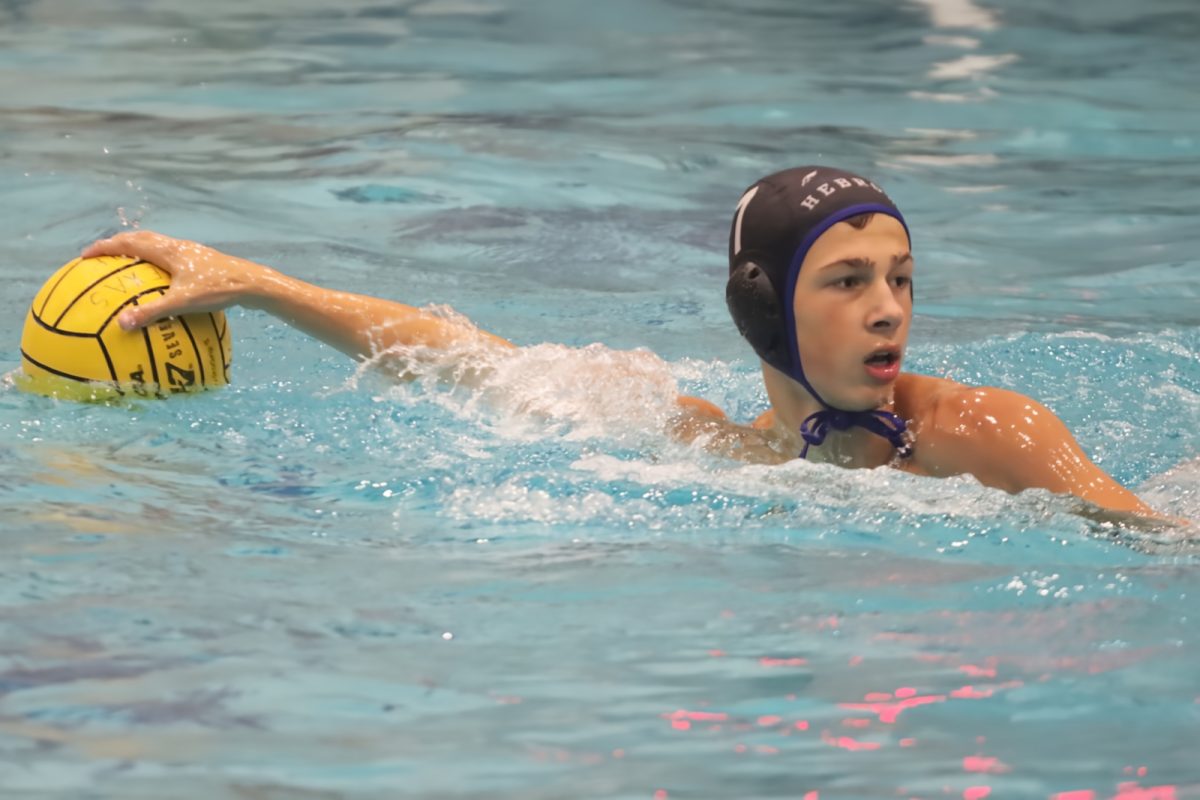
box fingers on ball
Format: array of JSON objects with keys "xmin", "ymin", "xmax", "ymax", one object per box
[{"xmin": 85, "ymin": 230, "xmax": 176, "ymax": 261}]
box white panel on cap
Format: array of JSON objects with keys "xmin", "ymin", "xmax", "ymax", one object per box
[{"xmin": 732, "ymin": 185, "xmax": 759, "ymax": 257}]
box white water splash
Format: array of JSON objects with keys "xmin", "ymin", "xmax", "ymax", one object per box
[
  {"xmin": 345, "ymin": 310, "xmax": 683, "ymax": 443},
  {"xmin": 1139, "ymin": 457, "xmax": 1200, "ymax": 540},
  {"xmin": 328, "ymin": 319, "xmax": 1197, "ymax": 543}
]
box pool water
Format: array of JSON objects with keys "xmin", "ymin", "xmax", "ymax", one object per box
[{"xmin": 1, "ymin": 0, "xmax": 1198, "ymax": 797}]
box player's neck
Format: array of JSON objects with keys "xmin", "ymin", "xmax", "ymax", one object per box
[{"xmin": 761, "ymin": 364, "xmax": 896, "ymax": 468}]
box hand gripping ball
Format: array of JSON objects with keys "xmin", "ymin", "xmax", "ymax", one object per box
[{"xmin": 18, "ymin": 256, "xmax": 231, "ymax": 401}]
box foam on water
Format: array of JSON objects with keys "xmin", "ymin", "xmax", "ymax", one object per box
[
  {"xmin": 5, "ymin": 316, "xmax": 1196, "ymax": 560},
  {"xmin": 280, "ymin": 318, "xmax": 1200, "ymax": 557},
  {"xmin": 356, "ymin": 328, "xmax": 682, "ymax": 444}
]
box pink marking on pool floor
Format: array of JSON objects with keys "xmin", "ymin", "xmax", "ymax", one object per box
[
  {"xmin": 899, "ymin": 738, "xmax": 916, "ymax": 747},
  {"xmin": 654, "ymin": 791, "xmax": 668, "ymax": 800},
  {"xmin": 895, "ymin": 687, "xmax": 918, "ymax": 698},
  {"xmin": 864, "ymin": 692, "xmax": 893, "ymax": 702},
  {"xmin": 950, "ymin": 685, "xmax": 993, "ymax": 700},
  {"xmin": 671, "ymin": 720, "xmax": 690, "ymax": 731},
  {"xmin": 963, "ymin": 755, "xmax": 1010, "ymax": 774},
  {"xmin": 803, "ymin": 792, "xmax": 819, "ymax": 800},
  {"xmin": 759, "ymin": 656, "xmax": 808, "ymax": 667},
  {"xmin": 841, "ymin": 717, "xmax": 871, "ymax": 728},
  {"xmin": 849, "ymin": 655, "xmax": 863, "ymax": 666},
  {"xmin": 963, "ymin": 787, "xmax": 991, "ymax": 800},
  {"xmin": 840, "ymin": 694, "xmax": 946, "ymax": 723},
  {"xmin": 757, "ymin": 715, "xmax": 782, "ymax": 727},
  {"xmin": 795, "ymin": 720, "xmax": 810, "ymax": 730},
  {"xmin": 663, "ymin": 709, "xmax": 729, "ymax": 722},
  {"xmin": 1054, "ymin": 785, "xmax": 1178, "ymax": 800},
  {"xmin": 1112, "ymin": 783, "xmax": 1176, "ymax": 800},
  {"xmin": 821, "ymin": 730, "xmax": 882, "ymax": 751},
  {"xmin": 959, "ymin": 664, "xmax": 998, "ymax": 678}
]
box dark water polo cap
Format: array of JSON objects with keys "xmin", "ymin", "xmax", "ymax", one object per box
[{"xmin": 724, "ymin": 166, "xmax": 914, "ymax": 458}]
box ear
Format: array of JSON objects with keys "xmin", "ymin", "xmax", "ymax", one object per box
[{"xmin": 726, "ymin": 260, "xmax": 788, "ymax": 371}]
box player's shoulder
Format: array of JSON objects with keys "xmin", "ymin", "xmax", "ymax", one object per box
[
  {"xmin": 676, "ymin": 396, "xmax": 778, "ymax": 431},
  {"xmin": 896, "ymin": 372, "xmax": 966, "ymax": 427},
  {"xmin": 898, "ymin": 375, "xmax": 1054, "ymax": 477},
  {"xmin": 675, "ymin": 395, "xmax": 727, "ymax": 420},
  {"xmin": 935, "ymin": 385, "xmax": 1049, "ymax": 438},
  {"xmin": 897, "ymin": 374, "xmax": 1038, "ymax": 431}
]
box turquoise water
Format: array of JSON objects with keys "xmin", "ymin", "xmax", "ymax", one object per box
[{"xmin": 2, "ymin": 0, "xmax": 1199, "ymax": 797}]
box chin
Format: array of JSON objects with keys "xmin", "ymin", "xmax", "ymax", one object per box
[{"xmin": 833, "ymin": 386, "xmax": 894, "ymax": 412}]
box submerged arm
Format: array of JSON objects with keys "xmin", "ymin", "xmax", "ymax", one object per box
[
  {"xmin": 81, "ymin": 232, "xmax": 515, "ymax": 364},
  {"xmin": 670, "ymin": 397, "xmax": 792, "ymax": 465}
]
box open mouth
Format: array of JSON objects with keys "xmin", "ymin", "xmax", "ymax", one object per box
[{"xmin": 864, "ymin": 349, "xmax": 899, "ymax": 367}]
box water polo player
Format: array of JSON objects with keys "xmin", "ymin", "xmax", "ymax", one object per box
[{"xmin": 81, "ymin": 165, "xmax": 1166, "ymax": 521}]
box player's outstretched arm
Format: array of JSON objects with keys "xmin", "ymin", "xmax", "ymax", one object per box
[{"xmin": 82, "ymin": 232, "xmax": 515, "ymax": 364}]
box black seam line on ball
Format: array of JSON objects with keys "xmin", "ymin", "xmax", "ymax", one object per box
[
  {"xmin": 211, "ymin": 312, "xmax": 229, "ymax": 383},
  {"xmin": 51, "ymin": 260, "xmax": 148, "ymax": 327},
  {"xmin": 20, "ymin": 348, "xmax": 120, "ymax": 394},
  {"xmin": 28, "ymin": 309, "xmax": 99, "ymax": 337},
  {"xmin": 97, "ymin": 287, "xmax": 166, "ymax": 334},
  {"xmin": 177, "ymin": 315, "xmax": 205, "ymax": 386},
  {"xmin": 37, "ymin": 258, "xmax": 86, "ymax": 318}
]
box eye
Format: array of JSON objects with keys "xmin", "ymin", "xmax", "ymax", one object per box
[
  {"xmin": 892, "ymin": 275, "xmax": 913, "ymax": 289},
  {"xmin": 832, "ymin": 275, "xmax": 862, "ymax": 289}
]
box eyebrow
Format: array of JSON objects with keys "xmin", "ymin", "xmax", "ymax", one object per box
[{"xmin": 817, "ymin": 252, "xmax": 913, "ymax": 271}]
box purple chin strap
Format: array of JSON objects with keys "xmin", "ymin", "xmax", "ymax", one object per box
[
  {"xmin": 798, "ymin": 407, "xmax": 912, "ymax": 460},
  {"xmin": 783, "ymin": 203, "xmax": 913, "ymax": 461}
]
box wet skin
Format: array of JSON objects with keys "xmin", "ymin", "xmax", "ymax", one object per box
[{"xmin": 83, "ymin": 226, "xmax": 1162, "ymax": 521}]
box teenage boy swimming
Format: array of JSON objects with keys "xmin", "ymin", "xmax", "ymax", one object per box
[{"xmin": 81, "ymin": 165, "xmax": 1166, "ymax": 521}]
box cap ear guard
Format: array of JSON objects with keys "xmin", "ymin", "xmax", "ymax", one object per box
[{"xmin": 725, "ymin": 259, "xmax": 789, "ymax": 374}]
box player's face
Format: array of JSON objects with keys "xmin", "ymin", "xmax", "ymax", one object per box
[{"xmin": 790, "ymin": 214, "xmax": 913, "ymax": 411}]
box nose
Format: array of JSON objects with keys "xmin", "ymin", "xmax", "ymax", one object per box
[{"xmin": 867, "ymin": 278, "xmax": 906, "ymax": 331}]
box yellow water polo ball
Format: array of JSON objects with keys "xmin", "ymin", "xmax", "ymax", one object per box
[{"xmin": 18, "ymin": 255, "xmax": 231, "ymax": 401}]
